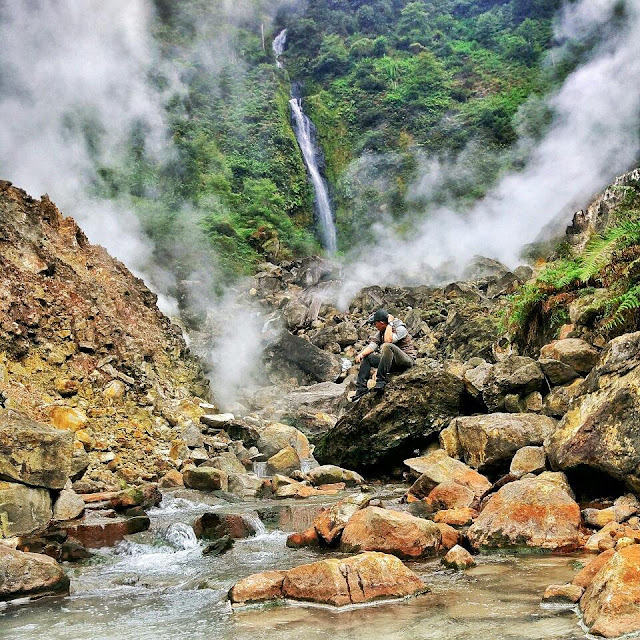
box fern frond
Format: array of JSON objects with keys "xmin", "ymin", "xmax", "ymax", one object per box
[{"xmin": 603, "ymin": 283, "xmax": 640, "ymax": 330}]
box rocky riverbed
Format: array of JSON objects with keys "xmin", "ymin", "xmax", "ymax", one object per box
[{"xmin": 3, "ymin": 175, "xmax": 640, "ymax": 638}]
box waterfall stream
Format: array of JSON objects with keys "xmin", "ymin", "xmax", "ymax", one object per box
[{"xmin": 273, "ymin": 29, "xmax": 337, "ymax": 253}]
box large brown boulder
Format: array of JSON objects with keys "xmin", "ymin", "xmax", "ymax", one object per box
[
  {"xmin": 0, "ymin": 546, "xmax": 69, "ymax": 601},
  {"xmin": 580, "ymin": 545, "xmax": 640, "ymax": 637},
  {"xmin": 481, "ymin": 356, "xmax": 545, "ymax": 411},
  {"xmin": 316, "ymin": 360, "xmax": 466, "ymax": 472},
  {"xmin": 229, "ymin": 552, "xmax": 426, "ymax": 607},
  {"xmin": 340, "ymin": 506, "xmax": 441, "ymax": 559},
  {"xmin": 0, "ymin": 481, "xmax": 52, "ymax": 537},
  {"xmin": 0, "ymin": 410, "xmax": 73, "ymax": 489},
  {"xmin": 540, "ymin": 338, "xmax": 599, "ymax": 375},
  {"xmin": 267, "ymin": 332, "xmax": 342, "ymax": 383},
  {"xmin": 446, "ymin": 413, "xmax": 557, "ymax": 472},
  {"xmin": 406, "ymin": 450, "xmax": 491, "ymax": 498},
  {"xmin": 313, "ymin": 493, "xmax": 370, "ymax": 545},
  {"xmin": 182, "ymin": 465, "xmax": 228, "ymax": 491},
  {"xmin": 467, "ymin": 473, "xmax": 581, "ymax": 550},
  {"xmin": 545, "ymin": 332, "xmax": 640, "ymax": 492}
]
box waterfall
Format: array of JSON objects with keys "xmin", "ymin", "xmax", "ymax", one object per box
[
  {"xmin": 272, "ymin": 28, "xmax": 287, "ymax": 68},
  {"xmin": 273, "ymin": 29, "xmax": 337, "ymax": 253},
  {"xmin": 252, "ymin": 461, "xmax": 268, "ymax": 478}
]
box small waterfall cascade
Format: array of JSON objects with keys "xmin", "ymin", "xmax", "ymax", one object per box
[
  {"xmin": 273, "ymin": 28, "xmax": 287, "ymax": 68},
  {"xmin": 242, "ymin": 512, "xmax": 267, "ymax": 536},
  {"xmin": 272, "ymin": 29, "xmax": 337, "ymax": 253},
  {"xmin": 252, "ymin": 461, "xmax": 268, "ymax": 478}
]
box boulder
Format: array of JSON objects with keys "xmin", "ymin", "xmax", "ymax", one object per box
[
  {"xmin": 229, "ymin": 552, "xmax": 426, "ymax": 607},
  {"xmin": 268, "ymin": 332, "xmax": 342, "ymax": 383},
  {"xmin": 182, "ymin": 465, "xmax": 228, "ymax": 492},
  {"xmin": 60, "ymin": 513, "xmax": 150, "ymax": 548},
  {"xmin": 433, "ymin": 508, "xmax": 477, "ymax": 527},
  {"xmin": 447, "ymin": 413, "xmax": 557, "ymax": 472},
  {"xmin": 425, "ymin": 481, "xmax": 475, "ymax": 511},
  {"xmin": 581, "ymin": 545, "xmax": 640, "ymax": 637},
  {"xmin": 542, "ymin": 583, "xmax": 584, "ymax": 604},
  {"xmin": 159, "ymin": 470, "xmax": 184, "ymax": 488},
  {"xmin": 0, "ymin": 481, "xmax": 52, "ymax": 537},
  {"xmin": 274, "ymin": 483, "xmax": 320, "ymax": 499},
  {"xmin": 53, "ymin": 489, "xmax": 85, "ymax": 521},
  {"xmin": 545, "ymin": 333, "xmax": 640, "ymax": 492},
  {"xmin": 542, "ymin": 378, "xmax": 584, "ymax": 417},
  {"xmin": 510, "ymin": 446, "xmax": 546, "ymax": 477},
  {"xmin": 193, "ymin": 512, "xmax": 261, "ymax": 540},
  {"xmin": 406, "ymin": 450, "xmax": 491, "ymax": 499},
  {"xmin": 49, "ymin": 406, "xmax": 88, "ymax": 432},
  {"xmin": 316, "ymin": 361, "xmax": 466, "ymax": 472},
  {"xmin": 442, "ymin": 545, "xmax": 475, "ymax": 570},
  {"xmin": 256, "ymin": 422, "xmax": 312, "ymax": 460},
  {"xmin": 463, "ymin": 362, "xmax": 493, "ymax": 400},
  {"xmin": 267, "ymin": 446, "xmax": 300, "ymax": 476},
  {"xmin": 540, "ymin": 338, "xmax": 599, "ymax": 374},
  {"xmin": 482, "ymin": 356, "xmax": 545, "ymax": 411},
  {"xmin": 538, "ymin": 358, "xmax": 579, "ymax": 385},
  {"xmin": 436, "ymin": 522, "xmax": 459, "ymax": 550},
  {"xmin": 227, "ymin": 473, "xmax": 267, "ymax": 499},
  {"xmin": 439, "ymin": 303, "xmax": 500, "ymax": 361},
  {"xmin": 340, "ymin": 506, "xmax": 441, "ymax": 559},
  {"xmin": 306, "ymin": 465, "xmax": 363, "ymax": 487},
  {"xmin": 286, "ymin": 527, "xmax": 320, "ymax": 548},
  {"xmin": 0, "ymin": 410, "xmax": 73, "ymax": 489},
  {"xmin": 0, "ymin": 546, "xmax": 69, "ymax": 601},
  {"xmin": 572, "ymin": 549, "xmax": 616, "ymax": 588},
  {"xmin": 313, "ymin": 493, "xmax": 370, "ymax": 545},
  {"xmin": 467, "ymin": 473, "xmax": 581, "ymax": 550}
]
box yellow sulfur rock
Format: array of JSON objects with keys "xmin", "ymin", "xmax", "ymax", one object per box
[{"xmin": 50, "ymin": 407, "xmax": 87, "ymax": 431}]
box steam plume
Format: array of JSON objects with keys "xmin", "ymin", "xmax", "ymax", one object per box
[{"xmin": 339, "ymin": 0, "xmax": 640, "ymax": 304}]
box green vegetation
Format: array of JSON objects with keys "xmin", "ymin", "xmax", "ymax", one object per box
[
  {"xmin": 280, "ymin": 0, "xmax": 564, "ymax": 248},
  {"xmin": 503, "ymin": 217, "xmax": 640, "ymax": 341}
]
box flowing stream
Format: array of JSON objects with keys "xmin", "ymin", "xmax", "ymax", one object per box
[
  {"xmin": 273, "ymin": 29, "xmax": 337, "ymax": 253},
  {"xmin": 0, "ymin": 489, "xmax": 593, "ymax": 640}
]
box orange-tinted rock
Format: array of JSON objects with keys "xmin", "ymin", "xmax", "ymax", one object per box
[
  {"xmin": 406, "ymin": 451, "xmax": 491, "ymax": 499},
  {"xmin": 436, "ymin": 522, "xmax": 459, "ymax": 550},
  {"xmin": 283, "ymin": 552, "xmax": 426, "ymax": 606},
  {"xmin": 318, "ymin": 482, "xmax": 346, "ymax": 492},
  {"xmin": 0, "ymin": 546, "xmax": 70, "ymax": 600},
  {"xmin": 274, "ymin": 483, "xmax": 320, "ymax": 499},
  {"xmin": 542, "ymin": 583, "xmax": 583, "ymax": 604},
  {"xmin": 313, "ymin": 493, "xmax": 370, "ymax": 545},
  {"xmin": 573, "ymin": 550, "xmax": 616, "ymax": 588},
  {"xmin": 60, "ymin": 513, "xmax": 150, "ymax": 548},
  {"xmin": 230, "ymin": 552, "xmax": 427, "ymax": 607},
  {"xmin": 229, "ymin": 570, "xmax": 287, "ymax": 605},
  {"xmin": 442, "ymin": 545, "xmax": 475, "ymax": 570},
  {"xmin": 286, "ymin": 527, "xmax": 320, "ymax": 548},
  {"xmin": 340, "ymin": 506, "xmax": 441, "ymax": 559},
  {"xmin": 467, "ymin": 473, "xmax": 581, "ymax": 550},
  {"xmin": 159, "ymin": 470, "xmax": 184, "ymax": 488},
  {"xmin": 581, "ymin": 545, "xmax": 640, "ymax": 637},
  {"xmin": 427, "ymin": 482, "xmax": 475, "ymax": 510},
  {"xmin": 434, "ymin": 508, "xmax": 477, "ymax": 527}
]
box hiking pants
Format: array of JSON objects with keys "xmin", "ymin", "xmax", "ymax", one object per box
[{"xmin": 356, "ymin": 343, "xmax": 414, "ymax": 388}]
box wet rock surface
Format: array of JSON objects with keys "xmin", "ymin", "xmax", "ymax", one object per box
[
  {"xmin": 340, "ymin": 506, "xmax": 441, "ymax": 559},
  {"xmin": 229, "ymin": 552, "xmax": 427, "ymax": 607},
  {"xmin": 0, "ymin": 546, "xmax": 69, "ymax": 601},
  {"xmin": 467, "ymin": 473, "xmax": 582, "ymax": 550}
]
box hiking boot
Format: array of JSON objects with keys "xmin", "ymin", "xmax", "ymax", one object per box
[
  {"xmin": 373, "ymin": 379, "xmax": 387, "ymax": 392},
  {"xmin": 350, "ymin": 387, "xmax": 369, "ymax": 402}
]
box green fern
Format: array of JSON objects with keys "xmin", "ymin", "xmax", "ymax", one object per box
[
  {"xmin": 603, "ymin": 283, "xmax": 640, "ymax": 329},
  {"xmin": 578, "ymin": 219, "xmax": 640, "ymax": 283}
]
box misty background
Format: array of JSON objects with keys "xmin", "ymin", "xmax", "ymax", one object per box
[{"xmin": 1, "ymin": 0, "xmax": 639, "ymax": 403}]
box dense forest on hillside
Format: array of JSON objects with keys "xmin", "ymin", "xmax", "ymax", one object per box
[{"xmin": 102, "ymin": 0, "xmax": 594, "ymax": 277}]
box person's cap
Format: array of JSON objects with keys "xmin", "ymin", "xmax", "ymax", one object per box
[{"xmin": 366, "ymin": 309, "xmax": 389, "ymax": 324}]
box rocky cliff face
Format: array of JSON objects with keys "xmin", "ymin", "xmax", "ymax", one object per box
[{"xmin": 0, "ymin": 181, "xmax": 209, "ymax": 489}]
